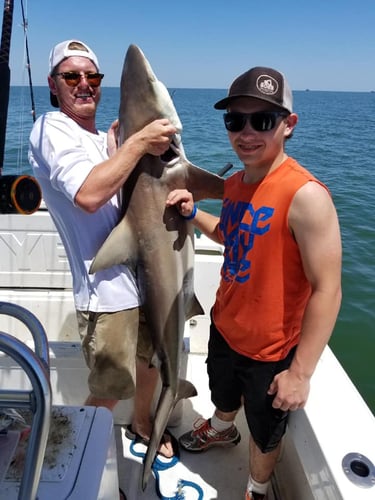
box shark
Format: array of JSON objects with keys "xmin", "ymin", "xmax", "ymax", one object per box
[{"xmin": 89, "ymin": 44, "xmax": 224, "ymax": 489}]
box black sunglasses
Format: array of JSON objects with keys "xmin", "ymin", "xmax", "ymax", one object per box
[
  {"xmin": 223, "ymin": 111, "xmax": 289, "ymax": 133},
  {"xmin": 53, "ymin": 71, "xmax": 104, "ymax": 87}
]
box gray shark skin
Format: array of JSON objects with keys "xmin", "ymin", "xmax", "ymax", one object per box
[{"xmin": 90, "ymin": 44, "xmax": 224, "ymax": 489}]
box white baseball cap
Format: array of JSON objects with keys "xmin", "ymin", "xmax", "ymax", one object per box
[{"xmin": 49, "ymin": 39, "xmax": 100, "ymax": 74}]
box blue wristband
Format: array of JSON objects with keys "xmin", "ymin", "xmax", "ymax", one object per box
[{"xmin": 182, "ymin": 204, "xmax": 197, "ymax": 220}]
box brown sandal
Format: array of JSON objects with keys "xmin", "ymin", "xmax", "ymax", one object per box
[{"xmin": 125, "ymin": 425, "xmax": 180, "ymax": 457}]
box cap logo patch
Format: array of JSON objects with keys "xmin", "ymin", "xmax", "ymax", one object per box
[{"xmin": 256, "ymin": 75, "xmax": 279, "ymax": 96}]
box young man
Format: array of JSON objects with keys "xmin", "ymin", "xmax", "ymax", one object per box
[
  {"xmin": 28, "ymin": 41, "xmax": 176, "ymax": 499},
  {"xmin": 166, "ymin": 66, "xmax": 342, "ymax": 500}
]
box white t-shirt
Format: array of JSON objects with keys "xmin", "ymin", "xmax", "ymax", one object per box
[{"xmin": 29, "ymin": 111, "xmax": 140, "ymax": 312}]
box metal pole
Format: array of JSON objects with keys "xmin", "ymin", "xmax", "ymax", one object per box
[
  {"xmin": 0, "ymin": 0, "xmax": 14, "ymax": 175},
  {"xmin": 0, "ymin": 332, "xmax": 52, "ymax": 500},
  {"xmin": 0, "ymin": 301, "xmax": 50, "ymax": 372}
]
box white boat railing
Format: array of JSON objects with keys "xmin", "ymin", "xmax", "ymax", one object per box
[{"xmin": 0, "ymin": 303, "xmax": 52, "ymax": 500}]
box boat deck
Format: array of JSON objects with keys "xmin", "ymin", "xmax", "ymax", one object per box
[
  {"xmin": 114, "ymin": 352, "xmax": 276, "ymax": 500},
  {"xmin": 2, "ymin": 334, "xmax": 375, "ymax": 499}
]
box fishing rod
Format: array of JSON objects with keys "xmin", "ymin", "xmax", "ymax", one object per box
[
  {"xmin": 0, "ymin": 0, "xmax": 41, "ymax": 214},
  {"xmin": 20, "ymin": 0, "xmax": 35, "ymax": 123}
]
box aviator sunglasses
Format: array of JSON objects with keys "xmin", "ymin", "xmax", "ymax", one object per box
[
  {"xmin": 53, "ymin": 71, "xmax": 104, "ymax": 87},
  {"xmin": 223, "ymin": 111, "xmax": 289, "ymax": 133}
]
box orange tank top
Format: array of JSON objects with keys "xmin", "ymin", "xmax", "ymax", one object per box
[{"xmin": 212, "ymin": 156, "xmax": 328, "ymax": 361}]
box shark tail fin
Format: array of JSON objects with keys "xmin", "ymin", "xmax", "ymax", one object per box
[
  {"xmin": 141, "ymin": 386, "xmax": 175, "ymax": 490},
  {"xmin": 141, "ymin": 379, "xmax": 197, "ymax": 490}
]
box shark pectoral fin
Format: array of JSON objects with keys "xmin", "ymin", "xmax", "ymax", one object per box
[
  {"xmin": 185, "ymin": 294, "xmax": 204, "ymax": 320},
  {"xmin": 89, "ymin": 220, "xmax": 137, "ymax": 274},
  {"xmin": 177, "ymin": 378, "xmax": 197, "ymax": 401},
  {"xmin": 186, "ymin": 163, "xmax": 224, "ymax": 201}
]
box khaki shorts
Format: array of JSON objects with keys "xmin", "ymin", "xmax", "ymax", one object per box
[{"xmin": 76, "ymin": 307, "xmax": 153, "ymax": 400}]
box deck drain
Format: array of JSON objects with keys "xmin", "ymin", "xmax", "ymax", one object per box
[{"xmin": 342, "ymin": 452, "xmax": 375, "ymax": 488}]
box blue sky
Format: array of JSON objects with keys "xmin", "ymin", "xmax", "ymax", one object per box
[{"xmin": 8, "ymin": 0, "xmax": 375, "ymax": 91}]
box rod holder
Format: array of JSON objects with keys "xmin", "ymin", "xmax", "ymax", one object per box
[{"xmin": 342, "ymin": 452, "xmax": 375, "ymax": 488}]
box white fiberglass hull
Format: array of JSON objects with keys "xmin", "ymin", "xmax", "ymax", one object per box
[{"xmin": 0, "ymin": 209, "xmax": 374, "ymax": 499}]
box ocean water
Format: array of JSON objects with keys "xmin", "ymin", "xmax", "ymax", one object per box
[{"xmin": 3, "ymin": 86, "xmax": 375, "ymax": 414}]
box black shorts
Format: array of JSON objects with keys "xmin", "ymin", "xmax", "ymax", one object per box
[{"xmin": 207, "ymin": 320, "xmax": 296, "ymax": 453}]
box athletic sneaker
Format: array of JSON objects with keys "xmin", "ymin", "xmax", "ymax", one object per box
[{"xmin": 179, "ymin": 418, "xmax": 241, "ymax": 452}]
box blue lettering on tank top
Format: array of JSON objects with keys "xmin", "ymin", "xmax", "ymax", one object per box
[{"xmin": 220, "ymin": 198, "xmax": 274, "ymax": 283}]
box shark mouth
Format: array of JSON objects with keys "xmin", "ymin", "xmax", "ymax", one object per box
[{"xmin": 160, "ymin": 137, "xmax": 180, "ymax": 164}]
